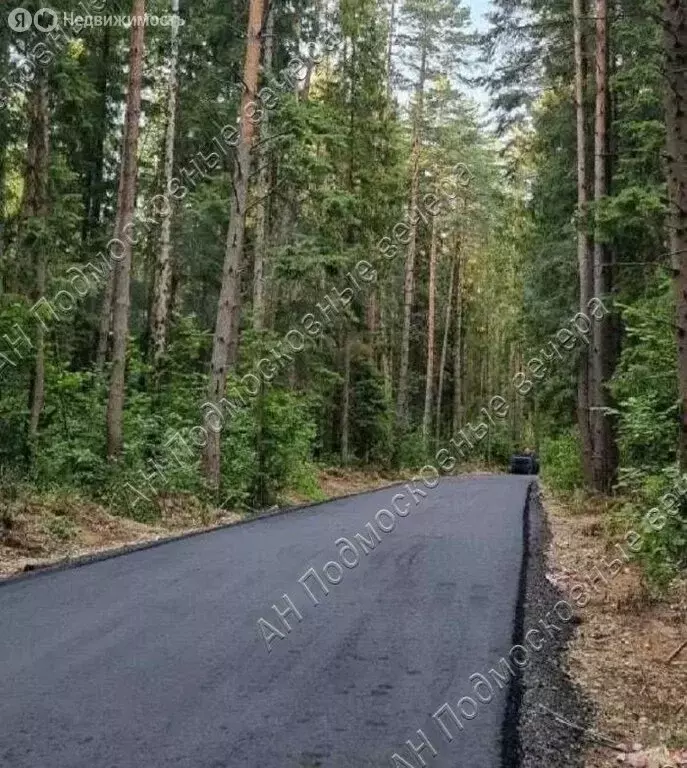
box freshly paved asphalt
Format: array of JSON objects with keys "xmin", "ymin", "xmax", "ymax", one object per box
[{"xmin": 0, "ymin": 475, "xmax": 532, "ymax": 768}]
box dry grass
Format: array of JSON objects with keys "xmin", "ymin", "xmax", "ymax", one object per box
[
  {"xmin": 543, "ymin": 487, "xmax": 687, "ymax": 768},
  {"xmin": 0, "ymin": 469, "xmax": 408, "ymax": 579},
  {"xmin": 314, "ymin": 466, "xmax": 405, "ymax": 499},
  {"xmin": 0, "ymin": 490, "xmax": 242, "ymax": 578}
]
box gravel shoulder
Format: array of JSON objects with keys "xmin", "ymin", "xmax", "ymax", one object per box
[
  {"xmin": 541, "ymin": 488, "xmax": 687, "ymax": 768},
  {"xmin": 516, "ymin": 482, "xmax": 594, "ymax": 768}
]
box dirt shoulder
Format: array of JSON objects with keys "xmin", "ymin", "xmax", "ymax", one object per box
[
  {"xmin": 0, "ymin": 467, "xmax": 407, "ymax": 580},
  {"xmin": 543, "ymin": 486, "xmax": 687, "ymax": 768}
]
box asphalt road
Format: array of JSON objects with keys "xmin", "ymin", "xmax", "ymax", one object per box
[{"xmin": 0, "ymin": 475, "xmax": 533, "ymax": 768}]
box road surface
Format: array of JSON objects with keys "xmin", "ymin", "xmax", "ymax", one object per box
[{"xmin": 0, "ymin": 475, "xmax": 533, "ymax": 768}]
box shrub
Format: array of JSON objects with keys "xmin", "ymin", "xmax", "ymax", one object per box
[
  {"xmin": 613, "ymin": 466, "xmax": 687, "ymax": 587},
  {"xmin": 540, "ymin": 428, "xmax": 584, "ymax": 491}
]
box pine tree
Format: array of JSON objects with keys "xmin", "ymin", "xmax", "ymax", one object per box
[{"xmin": 106, "ymin": 0, "xmax": 146, "ymax": 459}]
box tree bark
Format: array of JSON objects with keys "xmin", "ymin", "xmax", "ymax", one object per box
[
  {"xmin": 340, "ymin": 333, "xmax": 351, "ymax": 463},
  {"xmin": 23, "ymin": 74, "xmax": 51, "ymax": 441},
  {"xmin": 105, "ymin": 0, "xmax": 146, "ymax": 459},
  {"xmin": 203, "ymin": 0, "xmax": 265, "ymax": 487},
  {"xmin": 252, "ymin": 4, "xmax": 274, "ymax": 331},
  {"xmin": 573, "ymin": 0, "xmax": 595, "ymax": 486},
  {"xmin": 435, "ymin": 249, "xmax": 455, "ymax": 443},
  {"xmin": 422, "ymin": 216, "xmax": 437, "ymax": 443},
  {"xmin": 150, "ymin": 0, "xmax": 181, "ymax": 371},
  {"xmin": 591, "ymin": 0, "xmax": 616, "ymax": 491},
  {"xmin": 0, "ymin": 23, "xmax": 8, "ymax": 276},
  {"xmin": 96, "ymin": 267, "xmax": 115, "ymax": 369},
  {"xmin": 82, "ymin": 27, "xmax": 111, "ymax": 245},
  {"xmin": 396, "ymin": 45, "xmax": 426, "ymax": 430},
  {"xmin": 664, "ymin": 0, "xmax": 687, "ymax": 469},
  {"xmin": 380, "ymin": 282, "xmax": 393, "ymax": 402},
  {"xmin": 93, "ymin": 29, "xmax": 114, "ymax": 370},
  {"xmin": 452, "ymin": 240, "xmax": 463, "ymax": 436}
]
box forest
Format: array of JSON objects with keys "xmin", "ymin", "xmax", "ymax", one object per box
[{"xmin": 0, "ymin": 0, "xmax": 686, "ymax": 586}]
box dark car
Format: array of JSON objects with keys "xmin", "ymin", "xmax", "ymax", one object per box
[{"xmin": 509, "ymin": 452, "xmax": 539, "ymax": 475}]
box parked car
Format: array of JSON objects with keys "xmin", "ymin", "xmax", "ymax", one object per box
[{"xmin": 508, "ymin": 452, "xmax": 539, "ymax": 475}]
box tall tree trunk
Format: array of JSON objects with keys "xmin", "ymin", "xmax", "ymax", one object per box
[
  {"xmin": 386, "ymin": 0, "xmax": 396, "ymax": 101},
  {"xmin": 203, "ymin": 0, "xmax": 265, "ymax": 487},
  {"xmin": 435, "ymin": 249, "xmax": 455, "ymax": 443},
  {"xmin": 96, "ymin": 269, "xmax": 115, "ymax": 369},
  {"xmin": 340, "ymin": 333, "xmax": 351, "ymax": 463},
  {"xmin": 252, "ymin": 4, "xmax": 274, "ymax": 331},
  {"xmin": 591, "ymin": 0, "xmax": 616, "ymax": 491},
  {"xmin": 452, "ymin": 243, "xmax": 463, "ymax": 436},
  {"xmin": 422, "ymin": 216, "xmax": 437, "ymax": 443},
  {"xmin": 380, "ymin": 283, "xmax": 393, "ymax": 402},
  {"xmin": 92, "ymin": 29, "xmax": 114, "ymax": 370},
  {"xmin": 574, "ymin": 0, "xmax": 595, "ymax": 486},
  {"xmin": 150, "ymin": 0, "xmax": 181, "ymax": 371},
  {"xmin": 24, "ymin": 74, "xmax": 51, "ymax": 441},
  {"xmin": 0, "ymin": 25, "xmax": 11, "ymax": 278},
  {"xmin": 82, "ymin": 27, "xmax": 111, "ymax": 245},
  {"xmin": 396, "ymin": 45, "xmax": 426, "ymax": 430},
  {"xmin": 664, "ymin": 0, "xmax": 687, "ymax": 469},
  {"xmin": 105, "ymin": 0, "xmax": 146, "ymax": 460}
]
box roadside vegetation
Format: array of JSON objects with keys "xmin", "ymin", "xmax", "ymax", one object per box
[{"xmin": 0, "ymin": 0, "xmax": 686, "ymax": 593}]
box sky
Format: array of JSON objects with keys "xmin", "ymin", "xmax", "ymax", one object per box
[
  {"xmin": 468, "ymin": 0, "xmax": 493, "ymax": 31},
  {"xmin": 465, "ymin": 0, "xmax": 494, "ymax": 117}
]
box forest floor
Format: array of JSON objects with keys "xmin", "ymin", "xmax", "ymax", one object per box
[
  {"xmin": 543, "ymin": 488, "xmax": 687, "ymax": 768},
  {"xmin": 0, "ymin": 466, "xmax": 412, "ymax": 579}
]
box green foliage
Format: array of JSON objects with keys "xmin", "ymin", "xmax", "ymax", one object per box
[
  {"xmin": 540, "ymin": 429, "xmax": 584, "ymax": 492},
  {"xmin": 610, "ymin": 276, "xmax": 678, "ymax": 470},
  {"xmin": 393, "ymin": 428, "xmax": 430, "ymax": 469},
  {"xmin": 248, "ymin": 387, "xmax": 319, "ymax": 508},
  {"xmin": 349, "ymin": 352, "xmax": 394, "ymax": 466},
  {"xmin": 613, "ymin": 466, "xmax": 687, "ymax": 587},
  {"xmin": 481, "ymin": 423, "xmax": 516, "ymax": 467}
]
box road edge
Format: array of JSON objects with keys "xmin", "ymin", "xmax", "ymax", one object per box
[
  {"xmin": 513, "ymin": 482, "xmax": 594, "ymax": 768},
  {"xmin": 0, "ymin": 478, "xmax": 415, "ymax": 587},
  {"xmin": 500, "ymin": 478, "xmax": 532, "ymax": 767}
]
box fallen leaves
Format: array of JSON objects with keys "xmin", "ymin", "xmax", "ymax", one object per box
[{"xmin": 615, "ymin": 746, "xmax": 687, "ymax": 767}]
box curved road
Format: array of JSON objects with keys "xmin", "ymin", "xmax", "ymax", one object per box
[{"xmin": 0, "ymin": 475, "xmax": 533, "ymax": 768}]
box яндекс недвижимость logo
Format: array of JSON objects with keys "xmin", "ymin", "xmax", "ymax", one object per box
[{"xmin": 7, "ymin": 6, "xmax": 183, "ymax": 32}]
